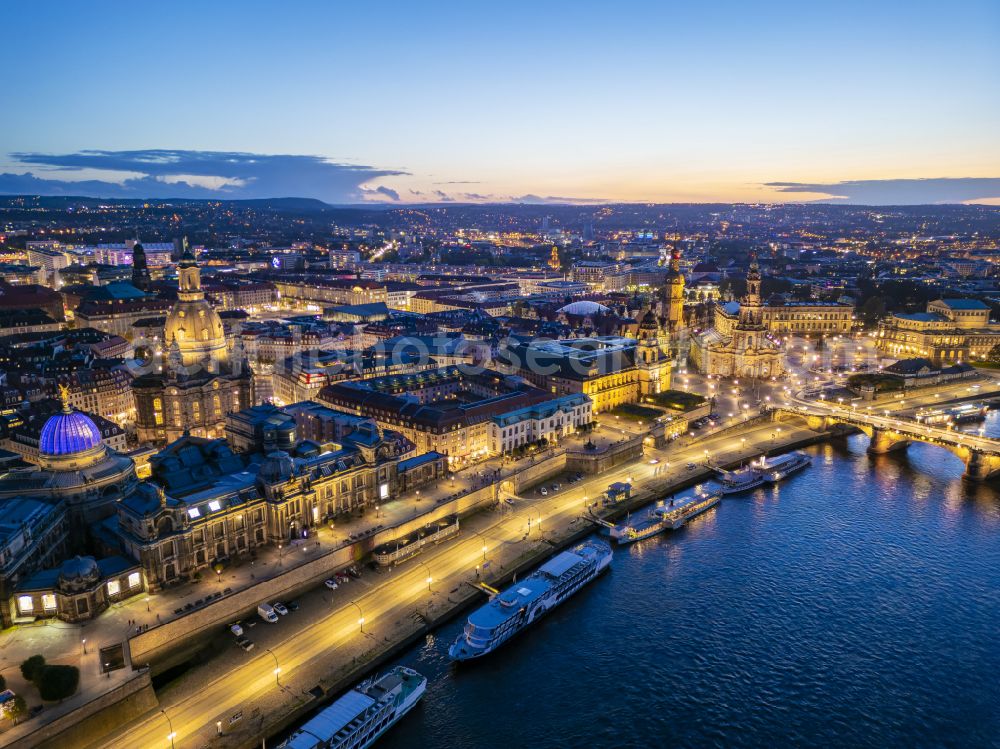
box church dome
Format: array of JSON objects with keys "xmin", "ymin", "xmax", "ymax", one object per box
[
  {"xmin": 164, "ymin": 302, "xmax": 226, "ymax": 362},
  {"xmin": 259, "ymin": 451, "xmax": 294, "ymax": 483},
  {"xmin": 59, "ymin": 555, "xmax": 100, "ymax": 590},
  {"xmin": 558, "ymin": 300, "xmax": 609, "ymax": 316},
  {"xmin": 163, "ymin": 251, "xmax": 228, "ymax": 368},
  {"xmin": 638, "ymin": 307, "xmax": 660, "ymax": 330},
  {"xmin": 39, "ymin": 409, "xmax": 103, "ymax": 456}
]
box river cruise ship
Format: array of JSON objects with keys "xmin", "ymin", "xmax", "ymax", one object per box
[
  {"xmin": 280, "ymin": 666, "xmax": 426, "ymax": 749},
  {"xmin": 759, "ymin": 451, "xmax": 811, "ymax": 483},
  {"xmin": 448, "ymin": 539, "xmax": 612, "ymax": 661},
  {"xmin": 610, "ymin": 491, "xmax": 722, "ymax": 544}
]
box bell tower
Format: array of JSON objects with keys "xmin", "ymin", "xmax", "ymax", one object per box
[
  {"xmin": 663, "ymin": 246, "xmax": 685, "ymax": 333},
  {"xmin": 131, "ymin": 239, "xmax": 150, "ymax": 290},
  {"xmin": 636, "ymin": 304, "xmax": 671, "ymax": 395},
  {"xmin": 177, "ymin": 239, "xmax": 202, "ymax": 301}
]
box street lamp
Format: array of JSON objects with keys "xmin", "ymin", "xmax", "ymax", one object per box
[
  {"xmin": 470, "ymin": 529, "xmax": 489, "ymax": 561},
  {"xmin": 216, "ymin": 721, "xmax": 223, "ymax": 736},
  {"xmin": 417, "ymin": 561, "xmax": 433, "ymax": 592},
  {"xmin": 162, "ymin": 710, "xmax": 175, "ymax": 749},
  {"xmin": 265, "ymin": 648, "xmax": 281, "ymax": 686},
  {"xmin": 82, "ymin": 638, "xmax": 87, "ymax": 655},
  {"xmin": 349, "ymin": 601, "xmax": 365, "ymax": 632}
]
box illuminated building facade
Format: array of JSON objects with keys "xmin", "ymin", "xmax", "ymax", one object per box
[{"xmin": 876, "ymin": 298, "xmax": 1000, "ymax": 365}]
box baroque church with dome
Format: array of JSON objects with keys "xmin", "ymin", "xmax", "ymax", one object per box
[
  {"xmin": 0, "ymin": 386, "xmax": 138, "ymax": 530},
  {"xmin": 689, "ymin": 255, "xmax": 785, "ymax": 379},
  {"xmin": 0, "ymin": 389, "xmax": 142, "ymax": 627},
  {"xmin": 133, "ymin": 245, "xmax": 254, "ymax": 444}
]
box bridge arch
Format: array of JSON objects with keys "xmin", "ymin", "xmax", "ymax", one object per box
[{"xmin": 780, "ymin": 406, "xmax": 1000, "ymax": 481}]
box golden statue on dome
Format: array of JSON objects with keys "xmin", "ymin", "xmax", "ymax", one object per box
[{"xmin": 58, "ymin": 383, "xmax": 72, "ymax": 412}]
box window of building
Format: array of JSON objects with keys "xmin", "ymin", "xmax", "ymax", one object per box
[
  {"xmin": 42, "ymin": 594, "xmax": 56, "ymax": 611},
  {"xmin": 208, "ymin": 500, "xmax": 222, "ymax": 512},
  {"xmin": 107, "ymin": 580, "xmax": 120, "ymax": 596},
  {"xmin": 17, "ymin": 595, "xmax": 33, "ymax": 614},
  {"xmin": 128, "ymin": 572, "xmax": 141, "ymax": 589}
]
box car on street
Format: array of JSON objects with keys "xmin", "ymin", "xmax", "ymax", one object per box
[
  {"xmin": 686, "ymin": 462, "xmax": 697, "ymax": 470},
  {"xmin": 237, "ymin": 636, "xmax": 255, "ymax": 652},
  {"xmin": 229, "ymin": 623, "xmax": 243, "ymax": 637},
  {"xmin": 649, "ymin": 458, "xmax": 659, "ymax": 464},
  {"xmin": 258, "ymin": 603, "xmax": 279, "ymax": 623},
  {"xmin": 540, "ymin": 487, "xmax": 548, "ymax": 496},
  {"xmin": 287, "ymin": 600, "xmax": 300, "ymax": 611},
  {"xmin": 325, "ymin": 579, "xmax": 339, "ymax": 590},
  {"xmin": 273, "ymin": 602, "xmax": 289, "ymax": 616}
]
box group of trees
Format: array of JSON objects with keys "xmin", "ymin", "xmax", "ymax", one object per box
[
  {"xmin": 0, "ymin": 674, "xmax": 26, "ymax": 723},
  {"xmin": 20, "ymin": 655, "xmax": 79, "ymax": 702}
]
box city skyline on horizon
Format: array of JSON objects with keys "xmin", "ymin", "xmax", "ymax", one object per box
[{"xmin": 2, "ymin": 1, "xmax": 998, "ymax": 205}]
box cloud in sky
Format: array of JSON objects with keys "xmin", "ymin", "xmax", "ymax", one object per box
[
  {"xmin": 0, "ymin": 149, "xmax": 406, "ymax": 204},
  {"xmin": 766, "ymin": 178, "xmax": 1000, "ymax": 205},
  {"xmin": 512, "ymin": 194, "xmax": 609, "ymax": 205},
  {"xmin": 361, "ymin": 185, "xmax": 400, "ymax": 201}
]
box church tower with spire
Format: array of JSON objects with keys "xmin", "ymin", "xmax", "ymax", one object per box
[
  {"xmin": 664, "ymin": 246, "xmax": 686, "ymax": 333},
  {"xmin": 730, "ymin": 254, "xmax": 767, "ymax": 352},
  {"xmin": 131, "ymin": 239, "xmax": 150, "ymax": 290},
  {"xmin": 688, "ymin": 251, "xmax": 784, "ymax": 379},
  {"xmin": 636, "ymin": 302, "xmax": 671, "ymax": 396}
]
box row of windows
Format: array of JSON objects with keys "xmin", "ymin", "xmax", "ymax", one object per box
[{"xmin": 16, "ymin": 572, "xmax": 141, "ymax": 615}]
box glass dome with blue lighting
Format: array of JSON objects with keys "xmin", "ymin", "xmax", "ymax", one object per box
[{"xmin": 39, "ymin": 386, "xmax": 103, "ymax": 456}]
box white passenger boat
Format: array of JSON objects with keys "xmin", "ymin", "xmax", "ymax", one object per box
[
  {"xmin": 610, "ymin": 490, "xmax": 722, "ymax": 543},
  {"xmin": 448, "ymin": 539, "xmax": 612, "ymax": 661},
  {"xmin": 759, "ymin": 451, "xmax": 812, "ymax": 483},
  {"xmin": 715, "ymin": 462, "xmax": 767, "ymax": 495},
  {"xmin": 279, "ymin": 666, "xmax": 426, "ymax": 749}
]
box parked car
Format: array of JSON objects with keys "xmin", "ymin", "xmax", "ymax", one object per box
[
  {"xmin": 325, "ymin": 579, "xmax": 339, "ymax": 590},
  {"xmin": 257, "ymin": 603, "xmax": 279, "ymax": 623},
  {"xmin": 686, "ymin": 462, "xmax": 697, "ymax": 470},
  {"xmin": 237, "ymin": 637, "xmax": 255, "ymax": 652},
  {"xmin": 347, "ymin": 566, "xmax": 361, "ymax": 579},
  {"xmin": 229, "ymin": 623, "xmax": 243, "ymax": 637},
  {"xmin": 287, "ymin": 600, "xmax": 300, "ymax": 611},
  {"xmin": 273, "ymin": 602, "xmax": 289, "ymax": 616},
  {"xmin": 540, "ymin": 487, "xmax": 548, "ymax": 496}
]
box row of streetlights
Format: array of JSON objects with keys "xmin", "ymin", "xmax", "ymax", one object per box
[{"xmin": 155, "ymin": 527, "xmax": 504, "ymax": 746}]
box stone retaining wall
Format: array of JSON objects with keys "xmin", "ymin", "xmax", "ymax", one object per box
[{"xmin": 2, "ymin": 671, "xmax": 156, "ymax": 749}]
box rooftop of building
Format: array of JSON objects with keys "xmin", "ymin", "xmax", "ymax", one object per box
[
  {"xmin": 492, "ymin": 393, "xmax": 591, "ymax": 427},
  {"xmin": 933, "ymin": 298, "xmax": 990, "ymax": 310}
]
